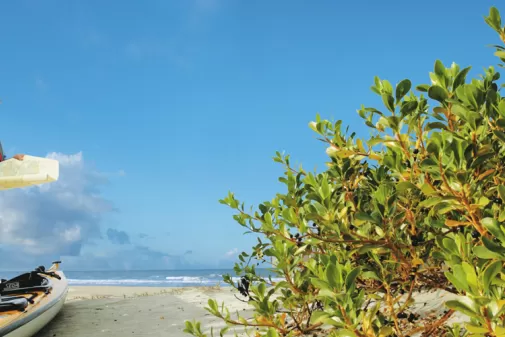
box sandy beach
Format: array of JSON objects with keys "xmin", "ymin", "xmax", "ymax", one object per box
[
  {"xmin": 34, "ymin": 286, "xmax": 253, "ymax": 337},
  {"xmin": 33, "ymin": 286, "xmax": 469, "ymax": 337}
]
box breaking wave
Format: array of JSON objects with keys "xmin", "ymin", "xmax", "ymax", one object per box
[{"xmin": 64, "ymin": 270, "xmax": 284, "ymax": 287}]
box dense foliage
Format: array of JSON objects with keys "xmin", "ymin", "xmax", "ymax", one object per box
[{"xmin": 185, "ymin": 7, "xmax": 505, "ymax": 337}]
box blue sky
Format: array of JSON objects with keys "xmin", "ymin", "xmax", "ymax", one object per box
[{"xmin": 0, "ymin": 0, "xmax": 501, "ymax": 270}]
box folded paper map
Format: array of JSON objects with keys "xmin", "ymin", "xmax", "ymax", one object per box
[{"xmin": 0, "ymin": 155, "xmax": 59, "ymax": 190}]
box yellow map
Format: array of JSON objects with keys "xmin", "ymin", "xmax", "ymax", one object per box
[{"xmin": 0, "ymin": 155, "xmax": 59, "ymax": 190}]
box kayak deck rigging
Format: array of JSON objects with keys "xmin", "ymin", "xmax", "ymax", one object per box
[{"xmin": 0, "ymin": 262, "xmax": 68, "ymax": 337}]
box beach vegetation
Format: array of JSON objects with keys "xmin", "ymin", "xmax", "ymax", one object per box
[{"xmin": 185, "ymin": 7, "xmax": 505, "ymax": 337}]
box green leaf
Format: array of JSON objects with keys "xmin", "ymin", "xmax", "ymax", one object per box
[
  {"xmin": 465, "ymin": 324, "xmax": 490, "ymax": 333},
  {"xmin": 434, "ymin": 60, "xmax": 445, "ymax": 78},
  {"xmin": 207, "ymin": 299, "xmax": 219, "ymax": 314},
  {"xmin": 497, "ymin": 118, "xmax": 505, "ymax": 128},
  {"xmin": 443, "ymin": 238, "xmax": 459, "ymax": 254},
  {"xmin": 462, "ymin": 262, "xmax": 478, "ymax": 293},
  {"xmin": 345, "ymin": 267, "xmax": 361, "ymax": 292},
  {"xmin": 400, "ymin": 100, "xmax": 418, "ymax": 115},
  {"xmin": 382, "ymin": 93, "xmax": 395, "ymax": 113},
  {"xmin": 482, "ymin": 217, "xmax": 505, "ymax": 242},
  {"xmin": 266, "ymin": 328, "xmax": 280, "ymax": 337},
  {"xmin": 326, "ymin": 263, "xmax": 339, "ymax": 290},
  {"xmin": 310, "ymin": 311, "xmax": 331, "ymax": 325},
  {"xmin": 470, "ymin": 153, "xmax": 495, "ymax": 169},
  {"xmin": 445, "ymin": 299, "xmax": 479, "ymax": 318},
  {"xmin": 474, "ymin": 245, "xmax": 502, "ymax": 259},
  {"xmin": 264, "ymin": 212, "xmax": 273, "ymax": 226},
  {"xmin": 497, "ymin": 100, "xmax": 505, "ymax": 117},
  {"xmin": 378, "ymin": 326, "xmax": 394, "ymax": 337},
  {"xmin": 495, "ymin": 326, "xmax": 505, "ymax": 336},
  {"xmin": 425, "ymin": 122, "xmax": 448, "ymax": 130},
  {"xmin": 313, "ymin": 201, "xmax": 327, "ymax": 216},
  {"xmin": 219, "ymin": 326, "xmax": 229, "ymax": 337},
  {"xmin": 494, "ymin": 130, "xmax": 505, "ymax": 143},
  {"xmin": 362, "ymin": 271, "xmax": 381, "ymax": 281},
  {"xmin": 445, "ymin": 271, "xmax": 468, "ymax": 292},
  {"xmin": 382, "ymin": 80, "xmax": 393, "ymax": 94},
  {"xmin": 396, "ymin": 181, "xmax": 418, "ymax": 192},
  {"xmin": 483, "ymin": 260, "xmax": 502, "ymax": 293},
  {"xmin": 311, "ymin": 278, "xmax": 332, "ymax": 292},
  {"xmin": 428, "ymin": 85, "xmax": 449, "ymax": 103},
  {"xmin": 416, "ymin": 84, "xmax": 430, "ymax": 92},
  {"xmin": 355, "ymin": 212, "xmax": 380, "ymax": 224},
  {"xmin": 478, "ymin": 196, "xmax": 491, "ymax": 207},
  {"xmin": 333, "ymin": 329, "xmax": 357, "ymax": 337},
  {"xmin": 328, "ymin": 148, "xmax": 355, "ymax": 158},
  {"xmin": 395, "ymin": 79, "xmax": 411, "ymax": 104},
  {"xmin": 499, "ymin": 185, "xmax": 505, "ymax": 202},
  {"xmin": 482, "ymin": 237, "xmax": 505, "ymax": 256},
  {"xmin": 420, "ymin": 157, "xmax": 438, "ymax": 169},
  {"xmin": 453, "ymin": 66, "xmax": 471, "ymax": 89},
  {"xmin": 486, "ymin": 7, "xmax": 502, "ymax": 32},
  {"xmin": 420, "ymin": 183, "xmax": 437, "ymax": 196}
]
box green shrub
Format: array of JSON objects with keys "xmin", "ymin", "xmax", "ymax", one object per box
[{"xmin": 185, "ymin": 7, "xmax": 505, "ymax": 337}]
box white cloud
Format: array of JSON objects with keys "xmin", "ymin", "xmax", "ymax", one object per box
[
  {"xmin": 224, "ymin": 248, "xmax": 238, "ymax": 258},
  {"xmin": 61, "ymin": 245, "xmax": 203, "ymax": 271},
  {"xmin": 0, "ymin": 152, "xmax": 113, "ymax": 268},
  {"xmin": 46, "ymin": 152, "xmax": 83, "ymax": 166},
  {"xmin": 0, "ymin": 151, "xmax": 205, "ymax": 271}
]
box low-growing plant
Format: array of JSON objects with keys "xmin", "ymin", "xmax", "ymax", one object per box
[{"xmin": 185, "ymin": 7, "xmax": 505, "ymax": 337}]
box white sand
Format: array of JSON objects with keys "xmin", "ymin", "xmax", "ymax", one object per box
[
  {"xmin": 34, "ymin": 286, "xmax": 253, "ymax": 337},
  {"xmin": 33, "ymin": 286, "xmax": 469, "ymax": 337}
]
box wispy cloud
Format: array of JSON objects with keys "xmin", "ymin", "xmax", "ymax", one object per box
[
  {"xmin": 63, "ymin": 245, "xmax": 201, "ymax": 271},
  {"xmin": 106, "ymin": 228, "xmax": 130, "ymax": 245},
  {"xmin": 224, "ymin": 248, "xmax": 238, "ymax": 258}
]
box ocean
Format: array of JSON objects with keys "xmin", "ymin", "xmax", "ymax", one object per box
[{"xmin": 0, "ymin": 269, "xmax": 282, "ymax": 287}]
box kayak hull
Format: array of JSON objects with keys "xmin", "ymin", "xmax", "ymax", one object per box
[
  {"xmin": 0, "ymin": 263, "xmax": 68, "ymax": 337},
  {"xmin": 4, "ymin": 289, "xmax": 66, "ymax": 337}
]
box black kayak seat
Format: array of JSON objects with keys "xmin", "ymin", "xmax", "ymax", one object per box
[
  {"xmin": 0, "ymin": 272, "xmax": 52, "ymax": 296},
  {"xmin": 0, "ymin": 297, "xmax": 28, "ymax": 312}
]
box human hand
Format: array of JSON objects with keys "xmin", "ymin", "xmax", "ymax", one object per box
[{"xmin": 12, "ymin": 154, "xmax": 25, "ymax": 161}]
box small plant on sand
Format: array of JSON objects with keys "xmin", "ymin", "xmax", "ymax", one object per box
[{"xmin": 185, "ymin": 7, "xmax": 505, "ymax": 337}]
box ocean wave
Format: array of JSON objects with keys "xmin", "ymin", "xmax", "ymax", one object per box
[
  {"xmin": 67, "ymin": 275, "xmax": 286, "ymax": 287},
  {"xmin": 67, "ymin": 278, "xmax": 218, "ymax": 286},
  {"xmin": 164, "ymin": 276, "xmax": 206, "ymax": 282}
]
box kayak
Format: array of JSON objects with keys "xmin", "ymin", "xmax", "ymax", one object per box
[{"xmin": 0, "ymin": 262, "xmax": 68, "ymax": 337}]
